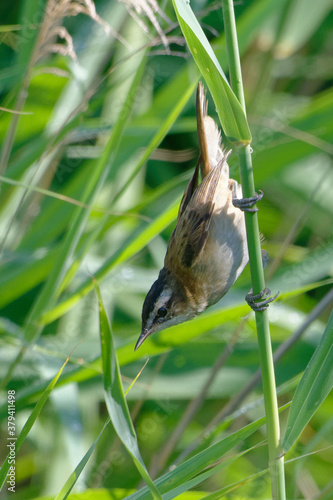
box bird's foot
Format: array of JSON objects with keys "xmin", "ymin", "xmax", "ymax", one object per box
[
  {"xmin": 233, "ymin": 190, "xmax": 264, "ymax": 213},
  {"xmin": 246, "ymin": 287, "xmax": 279, "ymax": 312}
]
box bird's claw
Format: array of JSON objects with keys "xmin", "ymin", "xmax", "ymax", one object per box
[
  {"xmin": 233, "ymin": 190, "xmax": 264, "ymax": 213},
  {"xmin": 246, "ymin": 287, "xmax": 279, "ymax": 312}
]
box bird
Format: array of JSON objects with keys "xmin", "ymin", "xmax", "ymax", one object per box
[{"xmin": 135, "ymin": 82, "xmax": 266, "ymax": 351}]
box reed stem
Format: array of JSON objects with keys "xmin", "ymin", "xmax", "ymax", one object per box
[{"xmin": 221, "ymin": 1, "xmax": 286, "ymax": 498}]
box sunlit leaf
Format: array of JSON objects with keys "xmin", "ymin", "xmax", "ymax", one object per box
[
  {"xmin": 95, "ymin": 281, "xmax": 162, "ymax": 500},
  {"xmin": 282, "ymin": 309, "xmax": 333, "ymax": 452},
  {"xmin": 126, "ymin": 416, "xmax": 265, "ymax": 499},
  {"xmin": 172, "ymin": 0, "xmax": 251, "ymax": 143}
]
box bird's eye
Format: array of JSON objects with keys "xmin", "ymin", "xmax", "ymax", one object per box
[{"xmin": 157, "ymin": 306, "xmax": 167, "ymax": 318}]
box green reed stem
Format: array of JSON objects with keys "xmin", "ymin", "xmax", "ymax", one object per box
[{"xmin": 221, "ymin": 1, "xmax": 286, "ymax": 498}]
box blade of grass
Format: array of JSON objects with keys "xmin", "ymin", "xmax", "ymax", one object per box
[
  {"xmin": 125, "ymin": 359, "xmax": 149, "ymax": 397},
  {"xmin": 172, "ymin": 0, "xmax": 251, "ymax": 144},
  {"xmin": 0, "ymin": 355, "xmax": 69, "ymax": 489},
  {"xmin": 0, "ymin": 0, "xmax": 45, "ymax": 177},
  {"xmin": 95, "ymin": 280, "xmax": 162, "ymax": 500},
  {"xmin": 125, "ymin": 415, "xmax": 266, "ymax": 499},
  {"xmin": 282, "ymin": 309, "xmax": 333, "ymax": 452},
  {"xmin": 201, "ymin": 469, "xmax": 268, "ymax": 499},
  {"xmin": 162, "ymin": 442, "xmax": 264, "ymax": 500}
]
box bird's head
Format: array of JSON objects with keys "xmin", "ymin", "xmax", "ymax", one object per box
[{"xmin": 135, "ymin": 267, "xmax": 197, "ymax": 350}]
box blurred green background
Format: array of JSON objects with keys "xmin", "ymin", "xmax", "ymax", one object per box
[{"xmin": 0, "ymin": 0, "xmax": 332, "ymax": 498}]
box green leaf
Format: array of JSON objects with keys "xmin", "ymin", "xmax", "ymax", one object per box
[
  {"xmin": 172, "ymin": 0, "xmax": 251, "ymax": 144},
  {"xmin": 0, "ymin": 356, "xmax": 69, "ymax": 488},
  {"xmin": 201, "ymin": 469, "xmax": 268, "ymax": 499},
  {"xmin": 95, "ymin": 281, "xmax": 162, "ymax": 500},
  {"xmin": 282, "ymin": 309, "xmax": 333, "ymax": 452},
  {"xmin": 162, "ymin": 444, "xmax": 260, "ymax": 499},
  {"xmin": 125, "ymin": 415, "xmax": 266, "ymax": 499}
]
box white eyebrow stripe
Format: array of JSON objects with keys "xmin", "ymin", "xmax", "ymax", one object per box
[{"xmin": 146, "ymin": 287, "xmax": 172, "ymax": 330}]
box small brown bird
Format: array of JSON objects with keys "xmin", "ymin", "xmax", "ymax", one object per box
[{"xmin": 135, "ymin": 83, "xmax": 264, "ymax": 350}]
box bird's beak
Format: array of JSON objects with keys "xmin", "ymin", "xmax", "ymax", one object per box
[{"xmin": 134, "ymin": 329, "xmax": 150, "ymax": 351}]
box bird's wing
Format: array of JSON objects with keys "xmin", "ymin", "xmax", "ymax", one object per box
[
  {"xmin": 166, "ymin": 159, "xmax": 226, "ymax": 270},
  {"xmin": 177, "ymin": 159, "xmax": 199, "ymax": 220}
]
